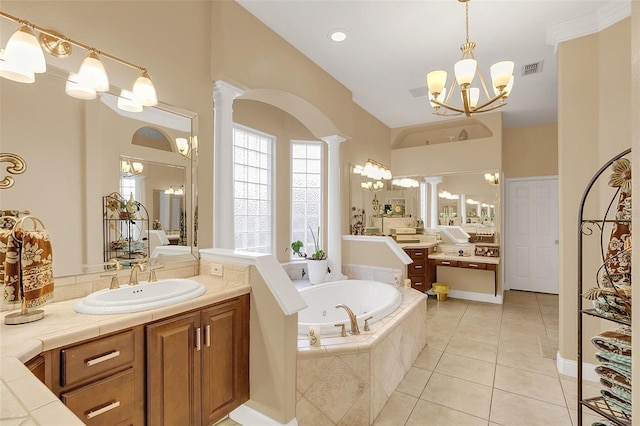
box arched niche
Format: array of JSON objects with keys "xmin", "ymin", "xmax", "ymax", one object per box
[{"xmin": 392, "ymin": 117, "xmax": 493, "ymax": 149}]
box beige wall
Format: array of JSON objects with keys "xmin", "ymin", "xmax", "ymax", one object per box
[
  {"xmin": 503, "ymin": 122, "xmax": 558, "ymax": 178},
  {"xmin": 557, "ymin": 19, "xmax": 631, "ymax": 366}
]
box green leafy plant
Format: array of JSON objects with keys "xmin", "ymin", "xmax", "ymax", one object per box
[{"xmin": 291, "ymin": 226, "xmax": 326, "ymax": 260}]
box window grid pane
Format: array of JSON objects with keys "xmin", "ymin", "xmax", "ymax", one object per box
[
  {"xmin": 291, "ymin": 141, "xmax": 323, "ymax": 259},
  {"xmin": 233, "ymin": 126, "xmax": 273, "ymax": 254}
]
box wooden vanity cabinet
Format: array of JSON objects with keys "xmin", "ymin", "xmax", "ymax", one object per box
[
  {"xmin": 403, "ymin": 247, "xmax": 436, "ymax": 292},
  {"xmin": 147, "ymin": 294, "xmax": 250, "ymax": 426},
  {"xmin": 49, "ymin": 327, "xmax": 146, "ymax": 426}
]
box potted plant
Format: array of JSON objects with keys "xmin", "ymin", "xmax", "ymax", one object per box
[{"xmin": 291, "ymin": 226, "xmax": 328, "ymax": 284}]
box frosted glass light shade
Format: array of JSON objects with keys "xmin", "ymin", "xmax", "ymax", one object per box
[
  {"xmin": 427, "ymin": 70, "xmax": 447, "ymax": 95},
  {"xmin": 176, "ymin": 137, "xmax": 190, "ymax": 156},
  {"xmin": 490, "ymin": 61, "xmax": 514, "ymax": 89},
  {"xmin": 3, "ymin": 26, "xmax": 46, "ymax": 74},
  {"xmin": 117, "ymin": 89, "xmax": 143, "ymax": 112},
  {"xmin": 65, "ymin": 72, "xmax": 97, "ymax": 100},
  {"xmin": 454, "ymin": 59, "xmax": 477, "ymax": 86},
  {"xmin": 131, "ymin": 162, "xmax": 144, "ymax": 174},
  {"xmin": 469, "ymin": 87, "xmax": 479, "ymax": 107},
  {"xmin": 132, "ymin": 71, "xmax": 158, "ymax": 106},
  {"xmin": 78, "ymin": 52, "xmax": 109, "ymax": 92},
  {"xmin": 0, "ymin": 49, "xmax": 35, "ymax": 83}
]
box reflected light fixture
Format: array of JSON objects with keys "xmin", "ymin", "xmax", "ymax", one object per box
[
  {"xmin": 361, "ymin": 181, "xmax": 384, "ymax": 192},
  {"xmin": 176, "ymin": 137, "xmax": 191, "ymax": 159},
  {"xmin": 484, "ymin": 172, "xmax": 499, "ymax": 186},
  {"xmin": 352, "ymin": 159, "xmax": 392, "ymax": 181},
  {"xmin": 164, "ymin": 185, "xmax": 184, "ymax": 195},
  {"xmin": 426, "ymin": 0, "xmax": 514, "ymax": 117},
  {"xmin": 392, "ymin": 178, "xmax": 420, "ymax": 188},
  {"xmin": 0, "ymin": 11, "xmax": 158, "ymax": 111},
  {"xmin": 438, "ymin": 190, "xmax": 459, "ymax": 200},
  {"xmin": 121, "ymin": 159, "xmax": 144, "ymax": 177}
]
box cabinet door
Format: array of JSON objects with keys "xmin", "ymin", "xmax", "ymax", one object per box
[
  {"xmin": 147, "ymin": 312, "xmax": 201, "ymax": 426},
  {"xmin": 201, "ymin": 295, "xmax": 250, "ymax": 425}
]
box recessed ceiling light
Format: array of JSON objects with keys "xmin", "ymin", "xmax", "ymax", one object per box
[{"xmin": 329, "ymin": 29, "xmax": 347, "ymax": 42}]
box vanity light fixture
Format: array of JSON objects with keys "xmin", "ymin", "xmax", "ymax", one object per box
[
  {"xmin": 0, "ymin": 11, "xmax": 158, "ymax": 110},
  {"xmin": 164, "ymin": 185, "xmax": 184, "ymax": 195},
  {"xmin": 484, "ymin": 172, "xmax": 499, "ymax": 186},
  {"xmin": 352, "ymin": 159, "xmax": 392, "ymax": 181},
  {"xmin": 426, "ymin": 0, "xmax": 514, "ymax": 117},
  {"xmin": 438, "ymin": 190, "xmax": 459, "ymax": 200},
  {"xmin": 121, "ymin": 159, "xmax": 144, "ymax": 177},
  {"xmin": 176, "ymin": 137, "xmax": 191, "ymax": 159},
  {"xmin": 361, "ymin": 181, "xmax": 384, "ymax": 192},
  {"xmin": 392, "ymin": 178, "xmax": 420, "ymax": 188}
]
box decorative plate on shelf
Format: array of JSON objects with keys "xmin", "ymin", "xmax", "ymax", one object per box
[{"xmin": 393, "ymin": 204, "xmax": 404, "ymax": 215}]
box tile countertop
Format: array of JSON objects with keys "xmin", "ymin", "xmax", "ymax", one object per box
[
  {"xmin": 428, "ymin": 251, "xmax": 500, "ymax": 264},
  {"xmin": 0, "ymin": 275, "xmax": 251, "ymax": 425}
]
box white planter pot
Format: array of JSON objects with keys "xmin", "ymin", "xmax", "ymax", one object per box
[{"xmin": 306, "ymin": 259, "xmax": 328, "ymax": 285}]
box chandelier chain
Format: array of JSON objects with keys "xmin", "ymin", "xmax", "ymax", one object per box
[{"xmin": 465, "ymin": 0, "xmax": 470, "ymax": 44}]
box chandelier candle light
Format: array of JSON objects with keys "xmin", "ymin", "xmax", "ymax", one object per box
[{"xmin": 426, "ymin": 0, "xmax": 514, "ymax": 117}]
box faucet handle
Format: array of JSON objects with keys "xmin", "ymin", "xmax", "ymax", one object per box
[
  {"xmin": 334, "ymin": 323, "xmax": 347, "ymax": 337},
  {"xmin": 107, "ymin": 258, "xmax": 122, "ymax": 270},
  {"xmin": 148, "ymin": 265, "xmax": 164, "ymax": 283},
  {"xmin": 101, "ymin": 273, "xmax": 120, "ymax": 290},
  {"xmin": 364, "ymin": 315, "xmax": 373, "ymax": 332}
]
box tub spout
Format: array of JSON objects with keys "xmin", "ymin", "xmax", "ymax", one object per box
[{"xmin": 335, "ymin": 304, "xmax": 360, "ymax": 335}]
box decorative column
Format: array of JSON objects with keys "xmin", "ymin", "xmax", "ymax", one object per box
[
  {"xmin": 424, "ymin": 177, "xmax": 442, "ymax": 228},
  {"xmin": 460, "ymin": 194, "xmax": 467, "ymax": 223},
  {"xmin": 321, "ymin": 135, "xmax": 348, "ymax": 281},
  {"xmin": 213, "ymin": 80, "xmax": 244, "ymax": 249}
]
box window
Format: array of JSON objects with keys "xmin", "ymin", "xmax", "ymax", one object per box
[
  {"xmin": 233, "ymin": 124, "xmax": 274, "ymax": 254},
  {"xmin": 120, "ymin": 177, "xmax": 138, "ymax": 201},
  {"xmin": 291, "ymin": 141, "xmax": 323, "ymax": 259}
]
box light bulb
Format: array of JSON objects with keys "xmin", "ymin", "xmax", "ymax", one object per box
[
  {"xmin": 2, "ymin": 26, "xmax": 46, "ymax": 74},
  {"xmin": 427, "ymin": 70, "xmax": 447, "ymax": 96},
  {"xmin": 0, "ymin": 48, "xmax": 35, "ymax": 83},
  {"xmin": 78, "ymin": 52, "xmax": 109, "ymax": 92}
]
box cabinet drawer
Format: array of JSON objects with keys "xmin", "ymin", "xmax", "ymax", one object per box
[
  {"xmin": 408, "ymin": 275, "xmax": 427, "ymax": 292},
  {"xmin": 405, "ymin": 249, "xmax": 426, "ymax": 260},
  {"xmin": 61, "ymin": 330, "xmax": 135, "ymax": 387},
  {"xmin": 409, "ymin": 261, "xmax": 426, "ymax": 274},
  {"xmin": 459, "ymin": 261, "xmax": 487, "ymax": 270},
  {"xmin": 61, "ymin": 368, "xmax": 134, "ymax": 426},
  {"xmin": 433, "ymin": 259, "xmax": 458, "ymax": 267}
]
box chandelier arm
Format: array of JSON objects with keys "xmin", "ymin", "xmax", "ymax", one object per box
[
  {"xmin": 473, "ymin": 101, "xmax": 508, "ymax": 114},
  {"xmin": 433, "ymin": 110, "xmax": 463, "ymax": 117},
  {"xmin": 429, "ymin": 99, "xmax": 467, "ymax": 114},
  {"xmin": 472, "ymin": 92, "xmax": 508, "ymax": 112}
]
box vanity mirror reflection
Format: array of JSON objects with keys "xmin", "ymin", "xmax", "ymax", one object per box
[{"xmin": 1, "ymin": 66, "xmax": 199, "ymax": 277}]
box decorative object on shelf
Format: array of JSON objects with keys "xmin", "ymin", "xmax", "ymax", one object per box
[
  {"xmin": 0, "ymin": 10, "xmax": 158, "ymax": 110},
  {"xmin": 425, "ymin": 0, "xmax": 514, "ymax": 117},
  {"xmin": 351, "ymin": 206, "xmax": 365, "ymax": 235},
  {"xmin": 0, "ymin": 153, "xmax": 27, "ymax": 189},
  {"xmin": 3, "ymin": 215, "xmax": 54, "ymax": 325},
  {"xmin": 103, "ymin": 193, "xmax": 149, "ymax": 266},
  {"xmin": 577, "ymin": 148, "xmax": 632, "ymax": 426},
  {"xmin": 291, "ymin": 226, "xmax": 327, "ymax": 285},
  {"xmin": 484, "ymin": 172, "xmax": 500, "ymax": 186}
]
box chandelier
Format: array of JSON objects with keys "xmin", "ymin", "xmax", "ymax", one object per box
[
  {"xmin": 121, "ymin": 159, "xmax": 144, "ymax": 177},
  {"xmin": 484, "ymin": 172, "xmax": 499, "ymax": 186},
  {"xmin": 426, "ymin": 0, "xmax": 514, "ymax": 117}
]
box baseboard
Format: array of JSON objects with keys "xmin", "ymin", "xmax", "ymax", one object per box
[
  {"xmin": 447, "ymin": 289, "xmax": 503, "ymax": 304},
  {"xmin": 229, "ymin": 404, "xmax": 298, "ymax": 426},
  {"xmin": 556, "ymin": 351, "xmax": 600, "ymax": 383}
]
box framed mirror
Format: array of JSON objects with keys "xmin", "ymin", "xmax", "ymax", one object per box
[{"xmin": 1, "ymin": 66, "xmax": 199, "ymax": 277}]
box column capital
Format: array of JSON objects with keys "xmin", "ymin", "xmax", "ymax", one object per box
[
  {"xmin": 320, "ymin": 134, "xmax": 347, "ymax": 145},
  {"xmin": 424, "ymin": 176, "xmax": 443, "ymax": 185},
  {"xmin": 213, "ymin": 80, "xmax": 244, "ymax": 100}
]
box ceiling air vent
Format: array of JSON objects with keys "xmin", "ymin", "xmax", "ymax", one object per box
[
  {"xmin": 521, "ymin": 61, "xmax": 544, "ymax": 76},
  {"xmin": 409, "ymin": 86, "xmax": 428, "ymax": 98}
]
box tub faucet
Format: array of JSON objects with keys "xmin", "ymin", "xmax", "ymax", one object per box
[
  {"xmin": 129, "ymin": 263, "xmax": 145, "ymax": 286},
  {"xmin": 335, "ymin": 304, "xmax": 360, "ymax": 335}
]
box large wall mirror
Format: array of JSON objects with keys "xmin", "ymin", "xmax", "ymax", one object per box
[
  {"xmin": 349, "ymin": 170, "xmax": 500, "ymax": 241},
  {"xmin": 1, "ymin": 67, "xmax": 199, "ymax": 277}
]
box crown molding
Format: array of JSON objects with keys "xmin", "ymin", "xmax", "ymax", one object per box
[{"xmin": 547, "ymin": 0, "xmax": 631, "ymax": 49}]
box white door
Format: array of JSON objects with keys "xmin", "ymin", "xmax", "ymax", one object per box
[{"xmin": 505, "ymin": 177, "xmax": 559, "ymax": 294}]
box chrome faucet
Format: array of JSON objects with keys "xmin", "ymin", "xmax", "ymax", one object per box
[
  {"xmin": 335, "ymin": 304, "xmax": 360, "ymax": 335},
  {"xmin": 129, "ymin": 263, "xmax": 145, "ymax": 286}
]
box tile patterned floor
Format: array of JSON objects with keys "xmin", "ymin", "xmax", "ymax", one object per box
[
  {"xmin": 217, "ymin": 290, "xmax": 603, "ymax": 426},
  {"xmin": 373, "ymin": 290, "xmax": 603, "ymax": 426}
]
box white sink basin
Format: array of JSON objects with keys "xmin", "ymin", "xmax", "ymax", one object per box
[{"xmin": 74, "ymin": 278, "xmax": 206, "ymax": 314}]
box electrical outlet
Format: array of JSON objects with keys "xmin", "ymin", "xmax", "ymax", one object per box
[{"xmin": 210, "ymin": 263, "xmax": 223, "ymax": 277}]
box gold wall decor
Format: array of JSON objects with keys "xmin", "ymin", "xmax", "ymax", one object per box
[{"xmin": 0, "ymin": 153, "xmax": 26, "ymax": 189}]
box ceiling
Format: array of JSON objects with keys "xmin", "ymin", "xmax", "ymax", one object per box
[{"xmin": 236, "ymin": 0, "xmax": 628, "ymax": 130}]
